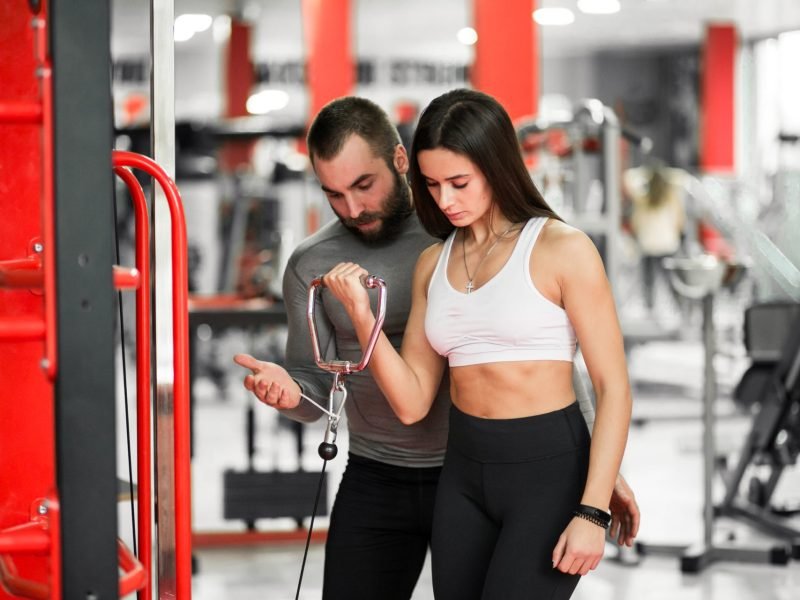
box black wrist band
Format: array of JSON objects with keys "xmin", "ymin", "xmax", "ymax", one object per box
[
  {"xmin": 574, "ymin": 504, "xmax": 611, "ymax": 529},
  {"xmin": 573, "ymin": 512, "xmax": 609, "ymax": 529}
]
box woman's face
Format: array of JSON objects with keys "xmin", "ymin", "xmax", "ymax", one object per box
[{"xmin": 417, "ymin": 148, "xmax": 493, "ymax": 227}]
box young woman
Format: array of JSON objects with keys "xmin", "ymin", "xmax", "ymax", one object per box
[{"xmin": 323, "ymin": 88, "xmax": 632, "ymax": 599}]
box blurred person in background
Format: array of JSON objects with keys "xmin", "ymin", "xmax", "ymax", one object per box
[{"xmin": 627, "ymin": 165, "xmax": 687, "ymax": 315}]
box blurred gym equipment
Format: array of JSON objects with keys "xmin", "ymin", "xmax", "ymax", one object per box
[
  {"xmin": 719, "ymin": 304, "xmax": 800, "ymax": 557},
  {"xmin": 517, "ymin": 100, "xmax": 684, "ymax": 354},
  {"xmin": 635, "ymin": 255, "xmax": 793, "ymax": 573}
]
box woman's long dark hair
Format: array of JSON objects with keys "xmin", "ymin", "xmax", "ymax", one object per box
[{"xmin": 409, "ymin": 88, "xmax": 560, "ymax": 239}]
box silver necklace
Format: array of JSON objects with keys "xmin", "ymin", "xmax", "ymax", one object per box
[{"xmin": 461, "ymin": 223, "xmax": 518, "ymax": 294}]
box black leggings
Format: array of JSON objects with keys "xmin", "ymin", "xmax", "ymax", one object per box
[
  {"xmin": 323, "ymin": 453, "xmax": 441, "ymax": 600},
  {"xmin": 431, "ymin": 402, "xmax": 590, "ymax": 600}
]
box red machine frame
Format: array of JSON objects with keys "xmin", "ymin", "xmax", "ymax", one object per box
[{"xmin": 0, "ymin": 3, "xmax": 192, "ymax": 598}]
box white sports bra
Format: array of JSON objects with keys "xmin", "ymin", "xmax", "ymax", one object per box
[{"xmin": 424, "ymin": 217, "xmax": 577, "ymax": 367}]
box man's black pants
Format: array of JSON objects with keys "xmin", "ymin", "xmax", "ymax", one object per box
[{"xmin": 322, "ymin": 452, "xmax": 441, "ymax": 600}]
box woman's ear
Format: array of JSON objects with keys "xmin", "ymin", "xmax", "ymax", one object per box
[{"xmin": 393, "ymin": 143, "xmax": 409, "ymax": 175}]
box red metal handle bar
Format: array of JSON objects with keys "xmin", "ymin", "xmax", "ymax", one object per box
[
  {"xmin": 112, "ymin": 266, "xmax": 141, "ymax": 290},
  {"xmin": 0, "ymin": 102, "xmax": 43, "ymax": 124},
  {"xmin": 117, "ymin": 538, "xmax": 148, "ymax": 597},
  {"xmin": 0, "ymin": 524, "xmax": 48, "ymax": 599},
  {"xmin": 0, "ymin": 522, "xmax": 50, "ymax": 554},
  {"xmin": 307, "ymin": 275, "xmax": 387, "ymax": 374},
  {"xmin": 0, "ymin": 555, "xmax": 48, "ymax": 599},
  {"xmin": 0, "ymin": 522, "xmax": 142, "ymax": 599},
  {"xmin": 39, "ymin": 18, "xmax": 57, "ymax": 382},
  {"xmin": 0, "ymin": 495, "xmax": 59, "ymax": 600},
  {"xmin": 112, "ymin": 164, "xmax": 153, "ymax": 600},
  {"xmin": 112, "ymin": 150, "xmax": 191, "ymax": 600},
  {"xmin": 0, "ymin": 256, "xmax": 43, "ymax": 288},
  {"xmin": 0, "ymin": 540, "xmax": 143, "ymax": 600},
  {"xmin": 0, "ymin": 259, "xmax": 136, "ymax": 290},
  {"xmin": 0, "ymin": 319, "xmax": 46, "ymax": 341}
]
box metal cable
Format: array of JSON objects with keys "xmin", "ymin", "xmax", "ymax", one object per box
[
  {"xmin": 295, "ymin": 459, "xmax": 328, "ymax": 600},
  {"xmin": 112, "ymin": 182, "xmax": 138, "ymax": 553}
]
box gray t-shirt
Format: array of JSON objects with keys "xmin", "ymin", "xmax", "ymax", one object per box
[
  {"xmin": 279, "ymin": 213, "xmax": 596, "ymax": 468},
  {"xmin": 280, "ymin": 214, "xmax": 450, "ymax": 467}
]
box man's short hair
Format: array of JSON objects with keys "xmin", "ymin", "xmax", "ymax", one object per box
[{"xmin": 307, "ymin": 97, "xmax": 401, "ymax": 169}]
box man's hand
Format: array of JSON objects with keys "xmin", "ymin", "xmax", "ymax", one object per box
[
  {"xmin": 608, "ymin": 473, "xmax": 640, "ymax": 547},
  {"xmin": 233, "ymin": 353, "xmax": 302, "ymax": 410}
]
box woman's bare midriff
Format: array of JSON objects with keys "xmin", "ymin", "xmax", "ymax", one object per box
[{"xmin": 450, "ymin": 360, "xmax": 576, "ymax": 419}]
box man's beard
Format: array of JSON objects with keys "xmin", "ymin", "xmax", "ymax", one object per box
[{"xmin": 339, "ymin": 171, "xmax": 413, "ymax": 244}]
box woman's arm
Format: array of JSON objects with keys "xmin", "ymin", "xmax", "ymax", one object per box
[
  {"xmin": 560, "ymin": 229, "xmax": 632, "ymax": 512},
  {"xmin": 323, "ymin": 244, "xmax": 447, "ymax": 424},
  {"xmin": 538, "ymin": 222, "xmax": 632, "ymax": 575}
]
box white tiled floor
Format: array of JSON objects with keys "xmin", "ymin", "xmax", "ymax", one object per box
[{"xmin": 181, "ymin": 324, "xmax": 800, "ymax": 599}]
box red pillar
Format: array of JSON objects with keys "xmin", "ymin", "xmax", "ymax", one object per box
[
  {"xmin": 220, "ymin": 19, "xmax": 256, "ymax": 171},
  {"xmin": 302, "ymin": 0, "xmax": 354, "ymax": 121},
  {"xmin": 472, "ymin": 0, "xmax": 539, "ymax": 121},
  {"xmin": 699, "ymin": 24, "xmax": 737, "ymax": 174},
  {"xmin": 301, "ymin": 0, "xmax": 354, "ymax": 233},
  {"xmin": 226, "ymin": 20, "xmax": 254, "ymax": 118}
]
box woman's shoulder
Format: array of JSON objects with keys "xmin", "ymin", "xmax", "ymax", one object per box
[
  {"xmin": 417, "ymin": 240, "xmax": 445, "ymax": 270},
  {"xmin": 539, "ymin": 219, "xmax": 598, "ymax": 257},
  {"xmin": 535, "ymin": 219, "xmax": 605, "ymax": 283},
  {"xmin": 412, "ymin": 241, "xmax": 446, "ymax": 292}
]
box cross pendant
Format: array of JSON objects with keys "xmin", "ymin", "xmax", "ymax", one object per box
[{"xmin": 465, "ymin": 280, "xmax": 474, "ymax": 294}]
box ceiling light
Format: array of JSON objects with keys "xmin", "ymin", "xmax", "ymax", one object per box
[
  {"xmin": 213, "ymin": 15, "xmax": 232, "ymax": 44},
  {"xmin": 577, "ymin": 0, "xmax": 621, "ymax": 15},
  {"xmin": 533, "ymin": 8, "xmax": 575, "ymax": 26},
  {"xmin": 246, "ymin": 90, "xmax": 290, "ymax": 115},
  {"xmin": 174, "ymin": 14, "xmax": 212, "ymax": 43},
  {"xmin": 457, "ymin": 27, "xmax": 478, "ymax": 46}
]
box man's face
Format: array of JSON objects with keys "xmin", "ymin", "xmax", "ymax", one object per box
[{"xmin": 313, "ymin": 134, "xmax": 412, "ymax": 243}]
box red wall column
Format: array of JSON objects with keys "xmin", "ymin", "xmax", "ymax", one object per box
[
  {"xmin": 472, "ymin": 0, "xmax": 539, "ymax": 121},
  {"xmin": 301, "ymin": 0, "xmax": 353, "ymax": 233},
  {"xmin": 220, "ymin": 19, "xmax": 256, "ymax": 171},
  {"xmin": 226, "ymin": 20, "xmax": 254, "ymax": 118},
  {"xmin": 700, "ymin": 24, "xmax": 737, "ymax": 173},
  {"xmin": 302, "ymin": 0, "xmax": 354, "ymax": 121}
]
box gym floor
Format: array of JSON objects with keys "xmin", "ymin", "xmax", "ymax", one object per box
[{"xmin": 169, "ymin": 302, "xmax": 800, "ymax": 599}]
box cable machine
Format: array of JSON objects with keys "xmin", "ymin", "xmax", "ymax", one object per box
[{"xmin": 0, "ymin": 2, "xmax": 192, "ymax": 598}]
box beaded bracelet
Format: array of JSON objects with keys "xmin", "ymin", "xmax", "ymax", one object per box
[{"xmin": 573, "ymin": 504, "xmax": 612, "ymax": 530}]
